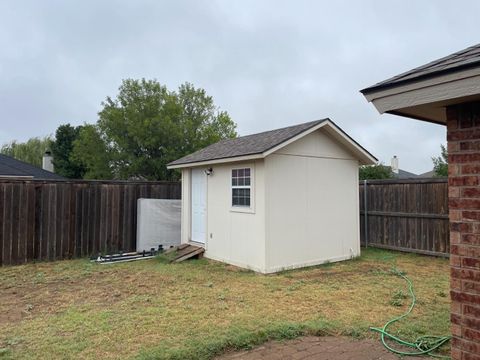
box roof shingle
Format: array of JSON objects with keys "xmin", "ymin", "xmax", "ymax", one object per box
[
  {"xmin": 0, "ymin": 154, "xmax": 65, "ymax": 180},
  {"xmin": 361, "ymin": 43, "xmax": 480, "ymax": 93},
  {"xmin": 168, "ymin": 119, "xmax": 328, "ymax": 167}
]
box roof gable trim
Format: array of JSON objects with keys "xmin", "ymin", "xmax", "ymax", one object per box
[
  {"xmin": 363, "ymin": 67, "xmax": 480, "ymax": 102},
  {"xmin": 361, "ymin": 61, "xmax": 480, "ymax": 94},
  {"xmin": 316, "ymin": 120, "xmax": 377, "ymax": 165},
  {"xmin": 167, "ymin": 154, "xmax": 264, "ymax": 169},
  {"xmin": 363, "ymin": 69, "xmax": 480, "ymax": 124}
]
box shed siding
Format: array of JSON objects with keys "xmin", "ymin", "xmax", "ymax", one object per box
[
  {"xmin": 276, "ymin": 128, "xmax": 357, "ymax": 160},
  {"xmin": 265, "ymin": 129, "xmax": 360, "ymax": 273},
  {"xmin": 204, "ymin": 160, "xmax": 266, "ymax": 272}
]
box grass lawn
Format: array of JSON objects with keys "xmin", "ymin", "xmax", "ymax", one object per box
[{"xmin": 0, "ymin": 248, "xmax": 450, "ymax": 359}]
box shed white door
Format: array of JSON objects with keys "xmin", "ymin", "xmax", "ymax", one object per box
[{"xmin": 191, "ymin": 168, "xmax": 207, "ymax": 244}]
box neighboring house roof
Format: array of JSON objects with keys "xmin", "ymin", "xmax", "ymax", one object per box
[
  {"xmin": 376, "ymin": 165, "xmax": 417, "ymax": 179},
  {"xmin": 393, "ymin": 168, "xmax": 418, "ymax": 179},
  {"xmin": 361, "ymin": 43, "xmax": 480, "ymax": 94},
  {"xmin": 419, "ymin": 170, "xmax": 435, "ymax": 178},
  {"xmin": 0, "ymin": 154, "xmax": 65, "ymax": 180},
  {"xmin": 168, "ymin": 119, "xmax": 377, "ymax": 168},
  {"xmin": 418, "ymin": 169, "xmax": 446, "ymax": 178}
]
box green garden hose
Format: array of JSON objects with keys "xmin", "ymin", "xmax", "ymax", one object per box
[{"xmin": 370, "ymin": 268, "xmax": 451, "ymax": 358}]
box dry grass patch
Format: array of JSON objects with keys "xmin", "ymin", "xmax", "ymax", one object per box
[{"xmin": 0, "ymin": 249, "xmax": 450, "ymax": 359}]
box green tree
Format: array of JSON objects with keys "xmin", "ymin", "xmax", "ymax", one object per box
[
  {"xmin": 359, "ymin": 164, "xmax": 394, "ymax": 180},
  {"xmin": 176, "ymin": 83, "xmax": 237, "ymax": 154},
  {"xmin": 432, "ymin": 144, "xmax": 448, "ymax": 177},
  {"xmin": 1, "ymin": 136, "xmax": 52, "ymax": 167},
  {"xmin": 51, "ymin": 124, "xmax": 86, "ymax": 178},
  {"xmin": 72, "ymin": 125, "xmax": 113, "ymax": 179},
  {"xmin": 73, "ymin": 79, "xmax": 237, "ymax": 180}
]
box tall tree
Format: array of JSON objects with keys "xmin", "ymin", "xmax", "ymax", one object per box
[
  {"xmin": 176, "ymin": 83, "xmax": 237, "ymax": 154},
  {"xmin": 73, "ymin": 79, "xmax": 237, "ymax": 180},
  {"xmin": 71, "ymin": 124, "xmax": 113, "ymax": 179},
  {"xmin": 51, "ymin": 124, "xmax": 86, "ymax": 178},
  {"xmin": 359, "ymin": 164, "xmax": 394, "ymax": 180},
  {"xmin": 432, "ymin": 144, "xmax": 448, "ymax": 177},
  {"xmin": 1, "ymin": 136, "xmax": 52, "ymax": 167}
]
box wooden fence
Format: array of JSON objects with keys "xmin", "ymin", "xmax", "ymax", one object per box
[
  {"xmin": 360, "ymin": 178, "xmax": 449, "ymax": 257},
  {"xmin": 0, "ymin": 179, "xmax": 181, "ymax": 265},
  {"xmin": 1, "ymin": 177, "xmax": 449, "ymax": 265}
]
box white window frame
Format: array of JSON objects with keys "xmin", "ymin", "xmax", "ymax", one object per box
[{"xmin": 230, "ymin": 165, "xmax": 255, "ymax": 214}]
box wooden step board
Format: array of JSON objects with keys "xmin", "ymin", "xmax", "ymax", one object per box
[{"xmin": 171, "ymin": 244, "xmax": 205, "ymax": 263}]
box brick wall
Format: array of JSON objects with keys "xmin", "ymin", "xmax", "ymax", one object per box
[{"xmin": 447, "ymin": 101, "xmax": 480, "ymax": 360}]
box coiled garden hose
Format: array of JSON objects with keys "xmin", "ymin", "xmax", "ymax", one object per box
[{"xmin": 370, "ymin": 268, "xmax": 451, "ymax": 358}]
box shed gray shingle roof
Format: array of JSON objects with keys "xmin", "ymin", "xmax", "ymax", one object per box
[
  {"xmin": 361, "ymin": 43, "xmax": 480, "ymax": 93},
  {"xmin": 0, "ymin": 154, "xmax": 65, "ymax": 180},
  {"xmin": 168, "ymin": 119, "xmax": 328, "ymax": 166}
]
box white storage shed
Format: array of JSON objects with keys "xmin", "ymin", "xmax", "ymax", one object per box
[{"xmin": 167, "ymin": 119, "xmax": 376, "ymax": 273}]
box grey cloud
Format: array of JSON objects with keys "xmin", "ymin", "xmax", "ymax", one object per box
[{"xmin": 0, "ymin": 0, "xmax": 478, "ymax": 173}]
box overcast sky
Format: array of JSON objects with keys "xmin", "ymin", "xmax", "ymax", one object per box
[{"xmin": 1, "ymin": 0, "xmax": 479, "ymax": 173}]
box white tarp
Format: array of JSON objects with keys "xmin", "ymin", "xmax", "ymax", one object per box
[{"xmin": 136, "ymin": 199, "xmax": 181, "ymax": 252}]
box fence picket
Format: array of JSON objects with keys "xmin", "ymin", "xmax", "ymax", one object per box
[
  {"xmin": 0, "ymin": 179, "xmax": 181, "ymax": 265},
  {"xmin": 360, "ymin": 178, "xmax": 448, "ymax": 257},
  {"xmin": 0, "ymin": 177, "xmax": 449, "ymax": 265}
]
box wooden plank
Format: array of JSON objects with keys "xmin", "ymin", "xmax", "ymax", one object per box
[
  {"xmin": 81, "ymin": 185, "xmax": 88, "ymax": 256},
  {"xmin": 49, "ymin": 184, "xmax": 57, "ymax": 261},
  {"xmin": 4, "ymin": 184, "xmax": 13, "ymax": 265},
  {"xmin": 111, "ymin": 185, "xmax": 119, "ymax": 252},
  {"xmin": 360, "ymin": 179, "xmax": 449, "ymax": 257},
  {"xmin": 365, "ymin": 243, "xmax": 449, "ymax": 258},
  {"xmin": 18, "ymin": 184, "xmax": 28, "ymax": 264},
  {"xmin": 359, "ymin": 178, "xmax": 447, "ymax": 185},
  {"xmin": 10, "ymin": 183, "xmax": 20, "ymax": 264},
  {"xmin": 117, "ymin": 184, "xmax": 125, "ymax": 252},
  {"xmin": 41, "ymin": 184, "xmax": 50, "ymax": 260},
  {"xmin": 33, "ymin": 184, "xmax": 42, "ymax": 260},
  {"xmin": 58, "ymin": 184, "xmax": 67, "ymax": 259},
  {"xmin": 127, "ymin": 185, "xmax": 135, "ymax": 251},
  {"xmin": 83, "ymin": 185, "xmax": 90, "ymax": 256},
  {"xmin": 122, "ymin": 185, "xmax": 130, "ymax": 252},
  {"xmin": 26, "ymin": 184, "xmax": 36, "ymax": 262},
  {"xmin": 0, "ymin": 179, "xmax": 180, "ymax": 266},
  {"xmin": 99, "ymin": 184, "xmax": 107, "ymax": 254},
  {"xmin": 105, "ymin": 186, "xmax": 112, "ymax": 253},
  {"xmin": 59, "ymin": 184, "xmax": 66, "ymax": 258},
  {"xmin": 74, "ymin": 185, "xmax": 83, "ymax": 257},
  {"xmin": 131, "ymin": 185, "xmax": 140, "ymax": 251},
  {"xmin": 67, "ymin": 182, "xmax": 76, "ymax": 259},
  {"xmin": 172, "ymin": 245, "xmax": 205, "ymax": 262},
  {"xmin": 90, "ymin": 183, "xmax": 99, "ymax": 256},
  {"xmin": 0, "ymin": 184, "xmax": 5, "ymax": 266},
  {"xmin": 360, "ymin": 210, "xmax": 448, "ymax": 219}
]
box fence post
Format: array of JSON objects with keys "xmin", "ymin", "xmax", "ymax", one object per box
[{"xmin": 363, "ymin": 179, "xmax": 368, "ymax": 248}]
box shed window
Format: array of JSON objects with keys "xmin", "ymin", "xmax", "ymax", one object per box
[{"xmin": 232, "ymin": 168, "xmax": 251, "ymax": 207}]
